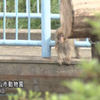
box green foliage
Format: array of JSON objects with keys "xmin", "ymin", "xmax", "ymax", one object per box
[
  {"xmin": 79, "ymin": 60, "xmax": 100, "ymax": 78},
  {"xmin": 51, "ymin": 0, "xmax": 59, "ymax": 14},
  {"xmin": 85, "ymin": 13, "xmax": 100, "ymax": 55},
  {"xmin": 0, "ymin": 0, "xmax": 3, "ymax": 12},
  {"xmin": 6, "ymin": 0, "xmax": 15, "ymax": 12},
  {"xmin": 85, "ymin": 13, "xmax": 100, "ymax": 39},
  {"xmin": 8, "ymin": 88, "xmax": 42, "ymax": 100},
  {"xmin": 51, "ymin": 0, "xmax": 60, "ymax": 29},
  {"xmin": 0, "ymin": 0, "xmax": 60, "ymax": 29}
]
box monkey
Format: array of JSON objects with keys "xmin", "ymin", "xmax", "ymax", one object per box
[
  {"xmin": 55, "ymin": 0, "xmax": 81, "ymax": 65},
  {"xmin": 55, "ymin": 28, "xmax": 74, "ymax": 65},
  {"xmin": 55, "ymin": 28, "xmax": 81, "ymax": 66}
]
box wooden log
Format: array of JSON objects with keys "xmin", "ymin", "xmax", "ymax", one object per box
[
  {"xmin": 60, "ymin": 0, "xmax": 100, "ymax": 38},
  {"xmin": 72, "ymin": 0, "xmax": 100, "ymax": 29},
  {"xmin": 70, "ymin": 28, "xmax": 92, "ymax": 38}
]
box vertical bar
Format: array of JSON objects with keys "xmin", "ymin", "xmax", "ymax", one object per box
[
  {"xmin": 59, "ymin": 0, "xmax": 60, "ymax": 13},
  {"xmin": 28, "ymin": 0, "xmax": 30, "ymax": 40},
  {"xmin": 15, "ymin": 0, "xmax": 18, "ymax": 40},
  {"xmin": 86, "ymin": 38, "xmax": 89, "ymax": 42},
  {"xmin": 59, "ymin": 0, "xmax": 60, "ymax": 4},
  {"xmin": 37, "ymin": 0, "xmax": 39, "ymax": 13},
  {"xmin": 3, "ymin": 0, "xmax": 6, "ymax": 40},
  {"xmin": 41, "ymin": 0, "xmax": 51, "ymax": 57},
  {"xmin": 26, "ymin": 0, "xmax": 28, "ymax": 13}
]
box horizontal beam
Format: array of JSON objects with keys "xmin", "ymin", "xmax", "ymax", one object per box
[
  {"xmin": 0, "ymin": 39, "xmax": 91, "ymax": 47},
  {"xmin": 0, "ymin": 13, "xmax": 60, "ymax": 19},
  {"xmin": 0, "ymin": 29, "xmax": 91, "ymax": 47},
  {"xmin": 74, "ymin": 41, "xmax": 91, "ymax": 47},
  {"xmin": 0, "ymin": 40, "xmax": 41, "ymax": 46},
  {"xmin": 50, "ymin": 41, "xmax": 91, "ymax": 47}
]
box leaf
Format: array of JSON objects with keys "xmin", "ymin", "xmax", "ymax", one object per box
[
  {"xmin": 34, "ymin": 92, "xmax": 41, "ymax": 98},
  {"xmin": 50, "ymin": 94, "xmax": 58, "ymax": 100},
  {"xmin": 28, "ymin": 90, "xmax": 36, "ymax": 99},
  {"xmin": 13, "ymin": 95, "xmax": 19, "ymax": 100},
  {"xmin": 22, "ymin": 91, "xmax": 26, "ymax": 98},
  {"xmin": 16, "ymin": 88, "xmax": 22, "ymax": 95},
  {"xmin": 7, "ymin": 95, "xmax": 13, "ymax": 100}
]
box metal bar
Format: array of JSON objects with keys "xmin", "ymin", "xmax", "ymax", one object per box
[
  {"xmin": 28, "ymin": 0, "xmax": 31, "ymax": 40},
  {"xmin": 41, "ymin": 0, "xmax": 51, "ymax": 57},
  {"xmin": 0, "ymin": 13, "xmax": 60, "ymax": 19},
  {"xmin": 1, "ymin": 0, "xmax": 91, "ymax": 49},
  {"xmin": 50, "ymin": 41, "xmax": 91, "ymax": 47},
  {"xmin": 86, "ymin": 38, "xmax": 89, "ymax": 41},
  {"xmin": 26, "ymin": 0, "xmax": 28, "ymax": 13},
  {"xmin": 0, "ymin": 39, "xmax": 91, "ymax": 47},
  {"xmin": 37, "ymin": 0, "xmax": 39, "ymax": 13},
  {"xmin": 59, "ymin": 0, "xmax": 60, "ymax": 11},
  {"xmin": 3, "ymin": 0, "xmax": 6, "ymax": 40},
  {"xmin": 74, "ymin": 41, "xmax": 91, "ymax": 47},
  {"xmin": 59, "ymin": 0, "xmax": 60, "ymax": 4},
  {"xmin": 0, "ymin": 40, "xmax": 41, "ymax": 46},
  {"xmin": 15, "ymin": 0, "xmax": 18, "ymax": 40}
]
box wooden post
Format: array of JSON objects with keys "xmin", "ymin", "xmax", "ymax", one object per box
[{"xmin": 91, "ymin": 38, "xmax": 100, "ymax": 61}]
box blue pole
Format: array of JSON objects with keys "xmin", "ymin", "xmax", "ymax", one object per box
[
  {"xmin": 15, "ymin": 0, "xmax": 18, "ymax": 40},
  {"xmin": 28, "ymin": 0, "xmax": 30, "ymax": 40},
  {"xmin": 3, "ymin": 0, "xmax": 6, "ymax": 40},
  {"xmin": 59, "ymin": 0, "xmax": 60, "ymax": 4},
  {"xmin": 59, "ymin": 0, "xmax": 60, "ymax": 11},
  {"xmin": 0, "ymin": 13, "xmax": 60, "ymax": 19},
  {"xmin": 86, "ymin": 38, "xmax": 89, "ymax": 41},
  {"xmin": 37, "ymin": 0, "xmax": 39, "ymax": 13},
  {"xmin": 41, "ymin": 0, "xmax": 51, "ymax": 57},
  {"xmin": 50, "ymin": 40, "xmax": 91, "ymax": 47},
  {"xmin": 26, "ymin": 0, "xmax": 28, "ymax": 13},
  {"xmin": 0, "ymin": 40, "xmax": 41, "ymax": 46}
]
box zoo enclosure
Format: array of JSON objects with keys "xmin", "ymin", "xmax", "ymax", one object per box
[{"xmin": 0, "ymin": 0, "xmax": 91, "ymax": 57}]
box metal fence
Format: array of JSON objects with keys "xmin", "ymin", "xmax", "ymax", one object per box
[{"xmin": 0, "ymin": 0, "xmax": 91, "ymax": 57}]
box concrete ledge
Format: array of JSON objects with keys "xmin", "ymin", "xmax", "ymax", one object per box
[
  {"xmin": 0, "ymin": 55, "xmax": 91, "ymax": 77},
  {"xmin": 0, "ymin": 55, "xmax": 91, "ymax": 95},
  {"xmin": 0, "ymin": 62, "xmax": 80, "ymax": 77},
  {"xmin": 0, "ymin": 55, "xmax": 90, "ymax": 64}
]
